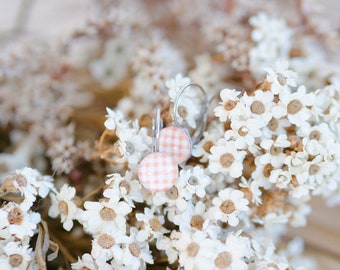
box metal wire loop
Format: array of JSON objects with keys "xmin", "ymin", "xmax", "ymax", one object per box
[{"xmin": 173, "ymin": 83, "xmax": 208, "ymax": 145}]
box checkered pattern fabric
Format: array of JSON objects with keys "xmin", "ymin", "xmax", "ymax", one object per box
[
  {"xmin": 138, "ymin": 152, "xmax": 178, "ymax": 192},
  {"xmin": 159, "ymin": 126, "xmax": 191, "ymax": 164}
]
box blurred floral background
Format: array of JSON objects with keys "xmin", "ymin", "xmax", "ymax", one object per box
[{"xmin": 0, "ymin": 1, "xmax": 340, "ymax": 269}]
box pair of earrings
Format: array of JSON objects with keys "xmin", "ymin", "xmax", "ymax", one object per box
[{"xmin": 138, "ymin": 83, "xmax": 207, "ymax": 192}]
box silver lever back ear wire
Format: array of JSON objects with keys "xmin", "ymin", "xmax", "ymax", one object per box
[
  {"xmin": 173, "ymin": 83, "xmax": 208, "ymax": 145},
  {"xmin": 152, "ymin": 106, "xmax": 162, "ymax": 152}
]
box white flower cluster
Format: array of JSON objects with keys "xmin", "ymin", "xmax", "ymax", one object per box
[{"xmin": 0, "ymin": 168, "xmax": 55, "ymax": 269}]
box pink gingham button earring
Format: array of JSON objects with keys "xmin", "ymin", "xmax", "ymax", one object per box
[
  {"xmin": 138, "ymin": 107, "xmax": 179, "ymax": 192},
  {"xmin": 138, "ymin": 83, "xmax": 208, "ymax": 192}
]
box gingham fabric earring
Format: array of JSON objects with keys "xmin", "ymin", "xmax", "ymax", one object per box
[
  {"xmin": 138, "ymin": 107, "xmax": 179, "ymax": 192},
  {"xmin": 138, "ymin": 83, "xmax": 208, "ymax": 192},
  {"xmin": 158, "ymin": 83, "xmax": 208, "ymax": 165}
]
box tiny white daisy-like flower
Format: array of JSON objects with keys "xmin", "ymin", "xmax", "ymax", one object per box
[
  {"xmin": 239, "ymin": 177, "xmax": 262, "ymax": 205},
  {"xmin": 165, "ymin": 73, "xmax": 191, "ymax": 102},
  {"xmin": 152, "ymin": 184, "xmax": 188, "ymax": 213},
  {"xmin": 1, "ymin": 241, "xmax": 33, "ymax": 269},
  {"xmin": 252, "ymin": 240, "xmax": 290, "ymax": 270},
  {"xmin": 214, "ymin": 89, "xmax": 246, "ymax": 122},
  {"xmin": 177, "ymin": 166, "xmax": 211, "ymax": 199},
  {"xmin": 211, "ymin": 232, "xmax": 252, "ymax": 270},
  {"xmin": 34, "ymin": 174, "xmax": 55, "ymax": 199},
  {"xmin": 224, "ymin": 117, "xmax": 265, "ymax": 149},
  {"xmin": 48, "ymin": 184, "xmax": 81, "ymax": 231},
  {"xmin": 121, "ymin": 227, "xmax": 154, "ymax": 269},
  {"xmin": 208, "ymin": 140, "xmax": 246, "ymax": 178},
  {"xmin": 192, "ymin": 123, "xmax": 224, "ymax": 162},
  {"xmin": 302, "ymin": 137, "xmax": 325, "ymax": 156},
  {"xmin": 1, "ymin": 171, "xmax": 37, "ymax": 211},
  {"xmin": 173, "ymin": 201, "xmax": 220, "ymax": 238},
  {"xmin": 1, "ymin": 202, "xmax": 40, "ymax": 240},
  {"xmin": 265, "ymin": 60, "xmax": 297, "ymax": 95},
  {"xmin": 289, "ymin": 178, "xmax": 311, "ymax": 200},
  {"xmin": 175, "ymin": 230, "xmax": 215, "ymax": 270},
  {"xmin": 173, "ymin": 94, "xmax": 201, "ymax": 129},
  {"xmin": 156, "ymin": 231, "xmax": 180, "ymax": 264},
  {"xmin": 82, "ymin": 197, "xmax": 131, "ymax": 235},
  {"xmin": 262, "ymin": 117, "xmax": 290, "ymax": 139},
  {"xmin": 269, "ymin": 168, "xmax": 292, "ymax": 189},
  {"xmin": 104, "ymin": 171, "xmax": 144, "ymax": 207},
  {"xmin": 104, "ymin": 107, "xmax": 129, "ymax": 131},
  {"xmin": 297, "ymin": 122, "xmax": 335, "ymax": 147},
  {"xmin": 71, "ymin": 253, "xmax": 98, "ymax": 270},
  {"xmin": 259, "ymin": 134, "xmax": 290, "ymax": 168},
  {"xmin": 242, "ymin": 90, "xmax": 275, "ymax": 123},
  {"xmin": 117, "ymin": 126, "xmax": 152, "ymax": 166},
  {"xmin": 91, "ymin": 231, "xmax": 128, "ymax": 266},
  {"xmin": 135, "ymin": 207, "xmax": 168, "ymax": 242},
  {"xmin": 279, "ymin": 85, "xmax": 315, "ymax": 126},
  {"xmin": 284, "ymin": 151, "xmax": 308, "ymax": 175},
  {"xmin": 209, "ymin": 188, "xmax": 249, "ymax": 226},
  {"xmin": 304, "ymin": 155, "xmax": 336, "ymax": 186}
]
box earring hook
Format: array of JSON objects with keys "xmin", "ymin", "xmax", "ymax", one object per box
[
  {"xmin": 173, "ymin": 83, "xmax": 208, "ymax": 145},
  {"xmin": 152, "ymin": 106, "xmax": 162, "ymax": 152}
]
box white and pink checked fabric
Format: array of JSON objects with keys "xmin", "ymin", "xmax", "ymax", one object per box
[
  {"xmin": 138, "ymin": 152, "xmax": 178, "ymax": 192},
  {"xmin": 158, "ymin": 126, "xmax": 191, "ymax": 164}
]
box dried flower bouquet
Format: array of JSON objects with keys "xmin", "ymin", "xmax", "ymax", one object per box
[{"xmin": 1, "ymin": 1, "xmax": 340, "ymax": 269}]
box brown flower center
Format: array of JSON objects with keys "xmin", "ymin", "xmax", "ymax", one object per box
[
  {"xmin": 119, "ymin": 180, "xmax": 131, "ymax": 194},
  {"xmin": 129, "ymin": 242, "xmax": 141, "ymax": 257},
  {"xmin": 267, "ymin": 118, "xmax": 279, "ymax": 131},
  {"xmin": 287, "ymin": 99, "xmax": 303, "ymax": 114},
  {"xmin": 165, "ymin": 186, "xmax": 179, "ymax": 200},
  {"xmin": 190, "ymin": 215, "xmax": 204, "ymax": 230},
  {"xmin": 309, "ymin": 130, "xmax": 321, "ymax": 141},
  {"xmin": 2, "ymin": 174, "xmax": 27, "ymax": 193},
  {"xmin": 263, "ymin": 164, "xmax": 273, "ymax": 178},
  {"xmin": 250, "ymin": 100, "xmax": 265, "ymax": 114},
  {"xmin": 188, "ymin": 176, "xmax": 199, "ymax": 186},
  {"xmin": 178, "ymin": 105, "xmax": 188, "ymax": 118},
  {"xmin": 58, "ymin": 201, "xmax": 69, "ymax": 216},
  {"xmin": 270, "ymin": 146, "xmax": 282, "ymax": 156},
  {"xmin": 80, "ymin": 268, "xmax": 91, "ymax": 270},
  {"xmin": 9, "ymin": 254, "xmax": 23, "ymax": 267},
  {"xmin": 15, "ymin": 174, "xmax": 27, "ymax": 187},
  {"xmin": 238, "ymin": 126, "xmax": 248, "ymax": 136},
  {"xmin": 289, "ymin": 135, "xmax": 303, "ymax": 152},
  {"xmin": 8, "ymin": 207, "xmax": 24, "ymax": 225},
  {"xmin": 149, "ymin": 218, "xmax": 162, "ymax": 232},
  {"xmin": 290, "ymin": 175, "xmax": 299, "ymax": 187},
  {"xmin": 203, "ymin": 141, "xmax": 214, "ymax": 153},
  {"xmin": 219, "ymin": 153, "xmax": 235, "ymax": 168},
  {"xmin": 97, "ymin": 233, "xmax": 115, "ymax": 249},
  {"xmin": 309, "ymin": 164, "xmax": 320, "ymax": 175},
  {"xmin": 186, "ymin": 242, "xmax": 199, "ymax": 257},
  {"xmin": 224, "ymin": 100, "xmax": 237, "ymax": 111},
  {"xmin": 220, "ymin": 200, "xmax": 236, "ymax": 214},
  {"xmin": 214, "ymin": 251, "xmax": 232, "ymax": 269},
  {"xmin": 100, "ymin": 207, "xmax": 116, "ymax": 221}
]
